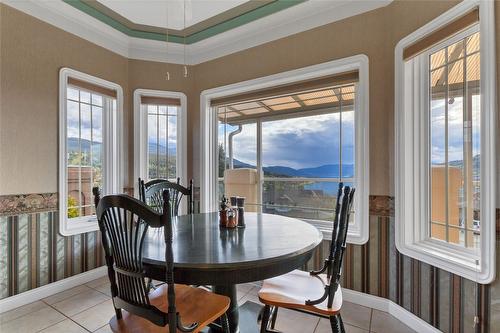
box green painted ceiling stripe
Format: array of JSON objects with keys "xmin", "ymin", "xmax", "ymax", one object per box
[
  {"xmin": 62, "ymin": 0, "xmax": 306, "ymax": 44},
  {"xmin": 186, "ymin": 0, "xmax": 305, "ymax": 44}
]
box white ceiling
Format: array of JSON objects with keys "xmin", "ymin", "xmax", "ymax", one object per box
[{"xmin": 98, "ymin": 0, "xmax": 248, "ymax": 30}]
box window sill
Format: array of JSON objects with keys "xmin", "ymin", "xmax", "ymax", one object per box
[
  {"xmin": 302, "ymin": 218, "xmax": 368, "ymax": 244},
  {"xmin": 59, "ymin": 216, "xmax": 99, "ymax": 236},
  {"xmin": 396, "ymin": 237, "xmax": 494, "ymax": 284}
]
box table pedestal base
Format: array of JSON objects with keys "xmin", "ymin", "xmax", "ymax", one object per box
[
  {"xmin": 204, "ymin": 301, "xmax": 262, "ymax": 333},
  {"xmin": 212, "ymin": 285, "xmax": 239, "ymax": 332}
]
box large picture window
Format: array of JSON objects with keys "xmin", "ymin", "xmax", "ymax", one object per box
[
  {"xmin": 395, "ymin": 1, "xmax": 496, "ymax": 283},
  {"xmin": 202, "ymin": 56, "xmax": 369, "ymax": 244},
  {"xmin": 218, "ymin": 85, "xmax": 356, "ymax": 224},
  {"xmin": 59, "ymin": 68, "xmax": 122, "ymax": 236}
]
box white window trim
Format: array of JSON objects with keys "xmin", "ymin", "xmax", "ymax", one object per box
[
  {"xmin": 200, "ymin": 55, "xmax": 370, "ymax": 244},
  {"xmin": 133, "ymin": 89, "xmax": 187, "ymax": 195},
  {"xmin": 59, "ymin": 68, "xmax": 123, "ymax": 236},
  {"xmin": 395, "ymin": 0, "xmax": 496, "ymax": 283}
]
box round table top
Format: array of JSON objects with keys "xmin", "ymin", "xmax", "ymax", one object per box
[{"xmin": 142, "ymin": 212, "xmax": 323, "ymax": 271}]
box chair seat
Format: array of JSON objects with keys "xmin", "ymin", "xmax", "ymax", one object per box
[
  {"xmin": 258, "ymin": 269, "xmax": 342, "ymax": 316},
  {"xmin": 110, "ymin": 284, "xmax": 230, "ymax": 333}
]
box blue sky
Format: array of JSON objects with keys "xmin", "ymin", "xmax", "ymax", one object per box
[
  {"xmin": 430, "ymin": 95, "xmax": 480, "ymax": 164},
  {"xmin": 219, "ymin": 111, "xmax": 355, "ymax": 169}
]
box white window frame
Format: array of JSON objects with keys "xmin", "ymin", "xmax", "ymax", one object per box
[
  {"xmin": 133, "ymin": 89, "xmax": 187, "ymax": 195},
  {"xmin": 201, "ymin": 55, "xmax": 370, "ymax": 244},
  {"xmin": 59, "ymin": 68, "xmax": 123, "ymax": 236},
  {"xmin": 395, "ymin": 0, "xmax": 496, "ymax": 283}
]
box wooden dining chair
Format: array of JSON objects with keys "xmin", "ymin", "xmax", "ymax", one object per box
[
  {"xmin": 258, "ymin": 184, "xmax": 355, "ymax": 333},
  {"xmin": 138, "ymin": 178, "xmax": 194, "ymax": 216},
  {"xmin": 93, "ymin": 188, "xmax": 230, "ymax": 333}
]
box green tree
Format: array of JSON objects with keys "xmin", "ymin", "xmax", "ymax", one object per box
[
  {"xmin": 67, "ymin": 196, "xmax": 79, "ymax": 218},
  {"xmin": 218, "ymin": 143, "xmax": 227, "ymax": 178}
]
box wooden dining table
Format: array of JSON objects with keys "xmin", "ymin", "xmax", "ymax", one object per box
[{"xmin": 142, "ymin": 212, "xmax": 323, "ymax": 333}]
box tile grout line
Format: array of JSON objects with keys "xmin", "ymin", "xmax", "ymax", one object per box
[
  {"xmin": 312, "ymin": 316, "xmax": 321, "ymax": 333},
  {"xmin": 41, "ymin": 299, "xmax": 92, "ymax": 332},
  {"xmin": 41, "ymin": 295, "xmax": 110, "ymax": 331},
  {"xmin": 1, "ymin": 305, "xmax": 68, "ymax": 333},
  {"xmin": 369, "ymin": 308, "xmax": 373, "ymax": 332},
  {"xmin": 42, "ymin": 286, "xmax": 96, "ymax": 307}
]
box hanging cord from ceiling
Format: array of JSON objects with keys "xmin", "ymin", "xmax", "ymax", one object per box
[
  {"xmin": 183, "ymin": 0, "xmax": 188, "ymax": 77},
  {"xmin": 165, "ymin": 1, "xmax": 170, "ymax": 81}
]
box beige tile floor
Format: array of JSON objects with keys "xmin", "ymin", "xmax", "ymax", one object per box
[{"xmin": 0, "ymin": 277, "xmax": 416, "ymax": 333}]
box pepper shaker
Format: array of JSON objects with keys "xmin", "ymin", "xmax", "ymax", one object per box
[{"xmin": 236, "ymin": 197, "xmax": 245, "ymax": 227}]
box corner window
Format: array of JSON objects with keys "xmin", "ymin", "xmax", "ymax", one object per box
[
  {"xmin": 201, "ymin": 56, "xmax": 369, "ymax": 244},
  {"xmin": 59, "ymin": 68, "xmax": 122, "ymax": 236},
  {"xmin": 395, "ymin": 1, "xmax": 496, "ymax": 283},
  {"xmin": 133, "ymin": 90, "xmax": 187, "ymax": 189}
]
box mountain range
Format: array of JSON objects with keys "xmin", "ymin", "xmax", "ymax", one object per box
[
  {"xmin": 67, "ymin": 138, "xmax": 176, "ymax": 156},
  {"xmin": 233, "ymin": 159, "xmax": 354, "ymax": 178}
]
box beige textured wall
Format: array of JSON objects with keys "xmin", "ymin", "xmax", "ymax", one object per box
[
  {"xmin": 0, "ymin": 4, "xmax": 128, "ymax": 194},
  {"xmin": 0, "ymin": 5, "xmax": 192, "ymax": 195}
]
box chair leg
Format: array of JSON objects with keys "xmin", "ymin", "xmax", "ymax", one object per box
[
  {"xmin": 329, "ymin": 314, "xmax": 345, "ymax": 333},
  {"xmin": 220, "ymin": 313, "xmax": 230, "ymax": 333},
  {"xmin": 115, "ymin": 307, "xmax": 122, "ymax": 320},
  {"xmin": 260, "ymin": 305, "xmax": 271, "ymax": 333},
  {"xmin": 270, "ymin": 306, "xmax": 278, "ymax": 329}
]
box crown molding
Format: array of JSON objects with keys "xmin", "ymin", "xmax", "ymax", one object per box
[{"xmin": 2, "ymin": 0, "xmax": 392, "ymax": 65}]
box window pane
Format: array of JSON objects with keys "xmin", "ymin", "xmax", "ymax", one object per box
[
  {"xmin": 80, "ymin": 91, "xmax": 90, "ymax": 104},
  {"xmin": 431, "ymin": 49, "xmax": 446, "ymax": 70},
  {"xmin": 233, "ymin": 123, "xmax": 256, "ymax": 169},
  {"xmin": 158, "ymin": 112, "xmax": 167, "ymax": 178},
  {"xmin": 217, "ymin": 116, "xmax": 257, "ymax": 203},
  {"xmin": 430, "ymin": 65, "xmax": 447, "ymax": 240},
  {"xmin": 341, "ymin": 106, "xmax": 355, "ymax": 178},
  {"xmin": 148, "ymin": 112, "xmax": 158, "ymax": 179},
  {"xmin": 168, "ymin": 114, "xmax": 177, "ymax": 179},
  {"xmin": 145, "ymin": 103, "xmax": 179, "ymax": 181},
  {"xmin": 429, "ymin": 31, "xmax": 480, "ymax": 249},
  {"xmin": 80, "ymin": 104, "xmax": 91, "ymax": 166},
  {"xmin": 447, "ymin": 39, "xmax": 465, "ymax": 63},
  {"xmin": 66, "ymin": 82, "xmax": 112, "ymax": 221},
  {"xmin": 67, "ymin": 87, "xmax": 79, "ymax": 101},
  {"xmin": 466, "ymin": 32, "xmax": 480, "ymax": 54},
  {"xmin": 91, "ymin": 94, "xmax": 102, "ymax": 106},
  {"xmin": 263, "ymin": 180, "xmax": 339, "ymax": 221},
  {"xmin": 262, "ymin": 113, "xmax": 342, "ymax": 178}
]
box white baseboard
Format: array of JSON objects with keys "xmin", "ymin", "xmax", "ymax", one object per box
[
  {"xmin": 0, "ymin": 266, "xmax": 107, "ymax": 314},
  {"xmin": 0, "ymin": 270, "xmax": 440, "ymax": 333},
  {"xmin": 343, "ymin": 288, "xmax": 441, "ymax": 333}
]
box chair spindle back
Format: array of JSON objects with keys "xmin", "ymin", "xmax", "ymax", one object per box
[
  {"xmin": 307, "ymin": 184, "xmax": 355, "ymax": 309},
  {"xmin": 139, "ymin": 178, "xmax": 194, "ymax": 216},
  {"xmin": 93, "ymin": 187, "xmax": 197, "ymax": 332}
]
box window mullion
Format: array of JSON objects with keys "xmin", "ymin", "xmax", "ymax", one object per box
[
  {"xmin": 256, "ymin": 119, "xmax": 263, "ymax": 213},
  {"xmin": 78, "ymin": 92, "xmax": 82, "ymax": 217},
  {"xmin": 444, "ymin": 48, "xmax": 450, "ymax": 243}
]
